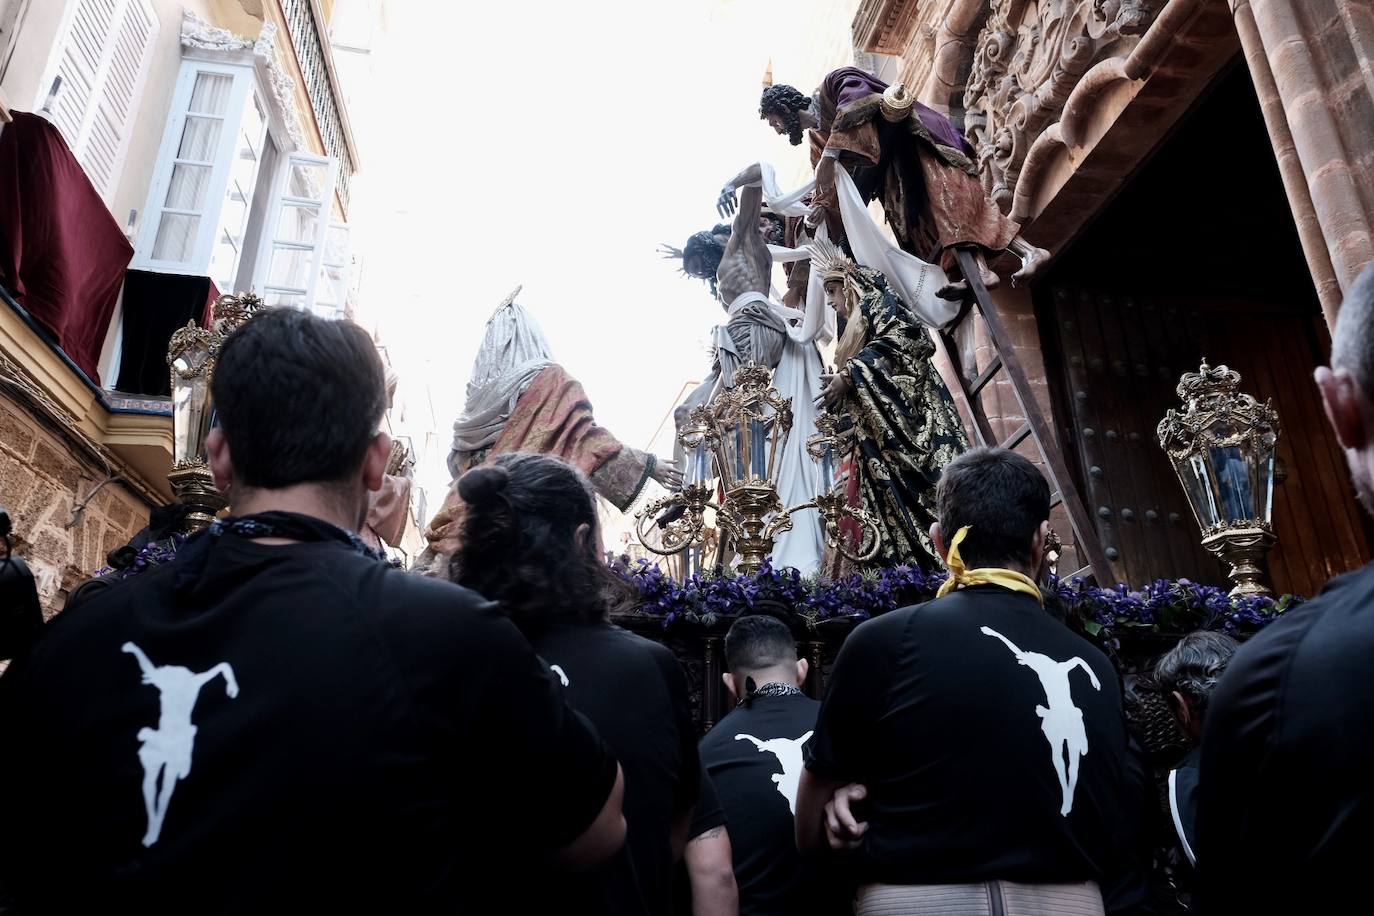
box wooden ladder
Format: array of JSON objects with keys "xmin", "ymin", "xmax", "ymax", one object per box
[{"xmin": 932, "ymin": 248, "xmax": 1112, "ymax": 584}]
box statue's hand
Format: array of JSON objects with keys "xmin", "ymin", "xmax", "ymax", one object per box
[
  {"xmin": 816, "ymin": 371, "xmax": 853, "ymax": 411},
  {"xmin": 652, "ymin": 459, "xmax": 683, "ymax": 490},
  {"xmin": 717, "ymin": 184, "xmax": 738, "ymax": 218}
]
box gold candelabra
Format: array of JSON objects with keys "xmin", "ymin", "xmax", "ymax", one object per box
[
  {"xmin": 166, "ymin": 292, "xmax": 262, "ymax": 532},
  {"xmin": 635, "ymin": 364, "xmax": 880, "ymax": 574}
]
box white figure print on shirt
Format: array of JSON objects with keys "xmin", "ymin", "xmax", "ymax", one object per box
[
  {"xmin": 735, "ymin": 731, "xmax": 814, "ymax": 815},
  {"xmin": 122, "ymin": 641, "xmax": 239, "ymax": 847},
  {"xmin": 979, "ymin": 627, "xmax": 1101, "ymax": 816}
]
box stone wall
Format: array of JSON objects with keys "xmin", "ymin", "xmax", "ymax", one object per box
[
  {"xmin": 0, "ymin": 391, "xmax": 151, "ymax": 616},
  {"xmin": 1232, "ymin": 0, "xmax": 1374, "ymax": 324}
]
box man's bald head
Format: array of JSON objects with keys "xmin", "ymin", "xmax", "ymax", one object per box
[
  {"xmin": 1331, "ymin": 262, "xmax": 1374, "ymax": 398},
  {"xmin": 1317, "ymin": 260, "xmax": 1374, "ymax": 515}
]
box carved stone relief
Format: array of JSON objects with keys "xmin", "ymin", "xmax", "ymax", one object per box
[
  {"xmin": 179, "ymin": 10, "xmax": 305, "ymax": 150},
  {"xmin": 962, "ymin": 0, "xmax": 1164, "ymax": 211}
]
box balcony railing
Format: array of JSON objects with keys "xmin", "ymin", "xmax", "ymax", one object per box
[{"xmin": 280, "ymin": 0, "xmax": 355, "ymax": 209}]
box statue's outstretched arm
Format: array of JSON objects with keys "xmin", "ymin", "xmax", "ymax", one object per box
[
  {"xmin": 718, "ymin": 163, "xmax": 764, "ymax": 218},
  {"xmin": 723, "ymin": 185, "xmax": 764, "ymax": 261}
]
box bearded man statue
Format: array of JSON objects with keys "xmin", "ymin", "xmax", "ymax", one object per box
[
  {"xmin": 419, "ymin": 288, "xmax": 680, "ymax": 571},
  {"xmin": 759, "ymin": 69, "xmax": 1048, "ymax": 300}
]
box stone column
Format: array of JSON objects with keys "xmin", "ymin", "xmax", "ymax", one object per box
[{"xmin": 1231, "ymin": 0, "xmax": 1374, "ymax": 325}]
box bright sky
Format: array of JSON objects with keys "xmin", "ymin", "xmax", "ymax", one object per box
[{"xmin": 348, "ymin": 0, "xmax": 858, "ymax": 514}]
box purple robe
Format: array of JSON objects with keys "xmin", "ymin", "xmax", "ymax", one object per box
[{"xmin": 821, "ymin": 67, "xmax": 976, "ymax": 160}]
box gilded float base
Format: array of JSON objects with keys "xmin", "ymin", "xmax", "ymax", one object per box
[{"xmin": 167, "ymin": 462, "xmax": 228, "ymax": 534}]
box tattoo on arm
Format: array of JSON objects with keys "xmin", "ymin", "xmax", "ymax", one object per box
[{"xmin": 690, "ymin": 826, "xmax": 726, "ymax": 844}]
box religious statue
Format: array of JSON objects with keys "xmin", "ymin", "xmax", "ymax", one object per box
[
  {"xmin": 810, "ymin": 238, "xmax": 968, "ymax": 569},
  {"xmin": 420, "ymin": 288, "xmax": 681, "ymax": 570},
  {"xmin": 660, "ymin": 163, "xmax": 832, "ymax": 574},
  {"xmin": 759, "ymin": 68, "xmax": 1049, "ymax": 300}
]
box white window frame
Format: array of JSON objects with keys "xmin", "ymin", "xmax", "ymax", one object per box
[
  {"xmin": 309, "ymin": 217, "xmax": 351, "ymax": 318},
  {"xmin": 133, "ymin": 58, "xmax": 257, "ymax": 274},
  {"xmin": 254, "ymin": 151, "xmax": 338, "ymax": 311},
  {"xmin": 34, "ymin": 0, "xmax": 159, "ymax": 202}
]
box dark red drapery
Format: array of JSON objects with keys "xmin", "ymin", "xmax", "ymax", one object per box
[{"xmin": 0, "ymin": 112, "xmax": 133, "ymax": 384}]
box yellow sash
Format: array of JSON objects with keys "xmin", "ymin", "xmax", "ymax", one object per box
[{"xmin": 935, "ymin": 525, "xmax": 1044, "ymax": 605}]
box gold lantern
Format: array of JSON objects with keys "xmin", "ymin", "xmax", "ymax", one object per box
[
  {"xmin": 635, "ymin": 364, "xmax": 879, "ymax": 574},
  {"xmin": 1157, "ymin": 361, "xmax": 1281, "ymax": 597},
  {"xmin": 166, "ymin": 292, "xmax": 261, "ymax": 532}
]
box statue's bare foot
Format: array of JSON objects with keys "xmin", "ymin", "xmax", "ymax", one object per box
[
  {"xmin": 937, "ymin": 278, "xmax": 970, "ymax": 300},
  {"xmin": 1010, "ymin": 244, "xmax": 1050, "ymax": 288},
  {"xmin": 979, "ymin": 260, "xmax": 1001, "ymax": 291}
]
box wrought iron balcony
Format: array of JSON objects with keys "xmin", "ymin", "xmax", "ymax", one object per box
[{"xmin": 280, "ymin": 0, "xmax": 357, "ymax": 210}]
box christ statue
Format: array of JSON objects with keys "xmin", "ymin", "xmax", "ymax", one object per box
[
  {"xmin": 759, "ymin": 68, "xmax": 1048, "ymax": 300},
  {"xmin": 663, "ymin": 163, "xmax": 832, "ymax": 574}
]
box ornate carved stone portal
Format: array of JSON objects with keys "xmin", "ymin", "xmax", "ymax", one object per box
[{"xmin": 961, "ymin": 0, "xmax": 1164, "ymax": 211}]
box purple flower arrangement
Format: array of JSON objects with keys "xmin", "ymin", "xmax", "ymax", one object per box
[
  {"xmin": 95, "ymin": 535, "xmax": 186, "ymax": 579},
  {"xmin": 611, "ymin": 555, "xmax": 1300, "ymax": 649}
]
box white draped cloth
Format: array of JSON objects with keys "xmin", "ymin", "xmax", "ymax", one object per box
[
  {"xmin": 832, "ymin": 166, "xmax": 959, "ymax": 329},
  {"xmin": 754, "ymin": 161, "xmax": 957, "ymax": 330},
  {"xmin": 448, "ymin": 302, "xmax": 553, "ymax": 474}
]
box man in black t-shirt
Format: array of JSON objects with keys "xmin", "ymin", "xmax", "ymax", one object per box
[
  {"xmin": 797, "ymin": 448, "xmax": 1128, "ymax": 915},
  {"xmin": 527, "ymin": 618, "xmax": 701, "ymax": 914},
  {"xmin": 699, "ymin": 614, "xmax": 835, "ymax": 915},
  {"xmin": 676, "ymin": 766, "xmax": 738, "ymax": 915},
  {"xmin": 0, "ymin": 309, "xmax": 625, "ymax": 914},
  {"xmin": 1197, "ymin": 262, "xmax": 1374, "ymax": 915}
]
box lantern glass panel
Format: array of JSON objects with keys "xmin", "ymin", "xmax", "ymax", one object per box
[
  {"xmin": 171, "ymin": 348, "xmax": 213, "ymax": 465},
  {"xmin": 815, "ymin": 439, "xmax": 835, "ymax": 497},
  {"xmin": 748, "ymin": 416, "xmax": 768, "ymax": 482},
  {"xmin": 720, "ymin": 420, "xmax": 746, "ymax": 489},
  {"xmin": 1180, "ymin": 453, "xmax": 1222, "ymax": 530},
  {"xmin": 1208, "ymin": 442, "xmax": 1255, "ymax": 523},
  {"xmin": 684, "ymin": 440, "xmax": 710, "ymax": 486}
]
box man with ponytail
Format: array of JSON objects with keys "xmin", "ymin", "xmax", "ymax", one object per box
[
  {"xmin": 0, "ymin": 308, "xmax": 625, "ymax": 913},
  {"xmin": 452, "ymin": 453, "xmax": 700, "ymax": 916}
]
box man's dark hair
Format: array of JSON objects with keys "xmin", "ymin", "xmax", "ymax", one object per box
[
  {"xmin": 682, "ymin": 224, "xmax": 730, "ymax": 297},
  {"xmin": 451, "ymin": 453, "xmax": 636, "ymax": 638},
  {"xmin": 936, "ymin": 447, "xmax": 1051, "ymax": 569},
  {"xmin": 1154, "ymin": 631, "xmax": 1238, "ymax": 716},
  {"xmin": 760, "ymin": 83, "xmax": 811, "ymax": 146},
  {"xmin": 1332, "ymin": 259, "xmax": 1374, "ymax": 399},
  {"xmin": 212, "ymin": 308, "xmax": 387, "ymax": 489},
  {"xmin": 724, "ymin": 613, "xmax": 797, "ymax": 675}
]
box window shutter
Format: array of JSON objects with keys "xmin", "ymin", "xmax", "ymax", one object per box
[
  {"xmin": 44, "ymin": 0, "xmax": 113, "ymax": 146},
  {"xmin": 43, "ymin": 0, "xmax": 157, "ymax": 199},
  {"xmin": 257, "ymin": 152, "xmax": 338, "ymax": 312}
]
